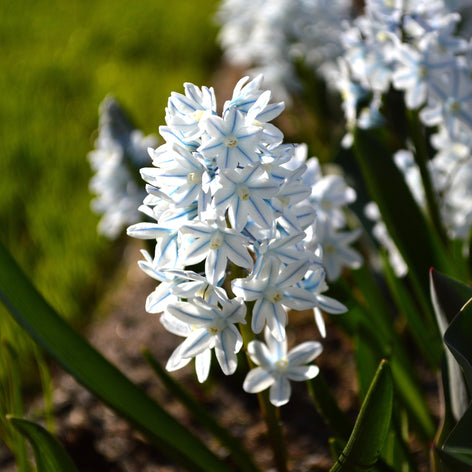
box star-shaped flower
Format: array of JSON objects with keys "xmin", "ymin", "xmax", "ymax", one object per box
[
  {"xmin": 243, "ymin": 327, "xmax": 322, "ymax": 406},
  {"xmin": 213, "ymin": 164, "xmax": 279, "ymax": 232},
  {"xmin": 179, "ymin": 219, "xmax": 253, "ymax": 284},
  {"xmin": 232, "ymin": 257, "xmax": 317, "ymax": 341},
  {"xmin": 165, "ymin": 298, "xmax": 246, "ymax": 381},
  {"xmin": 198, "ymin": 107, "xmax": 262, "ymax": 169}
]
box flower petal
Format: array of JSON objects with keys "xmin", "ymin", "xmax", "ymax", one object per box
[
  {"xmin": 195, "ymin": 350, "xmax": 211, "ymax": 383},
  {"xmin": 243, "ymin": 367, "xmax": 275, "ymax": 393},
  {"xmin": 287, "ymin": 341, "xmax": 323, "ymax": 366},
  {"xmin": 269, "ymin": 377, "xmax": 291, "ymax": 406},
  {"xmin": 286, "ymin": 365, "xmax": 320, "ymax": 382}
]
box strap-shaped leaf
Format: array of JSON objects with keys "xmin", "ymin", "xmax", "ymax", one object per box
[
  {"xmin": 355, "ymin": 319, "xmax": 434, "ymax": 439},
  {"xmin": 330, "ymin": 359, "xmax": 393, "ymax": 471},
  {"xmin": 142, "ymin": 348, "xmax": 261, "ymax": 472},
  {"xmin": 444, "ymin": 298, "xmax": 472, "ymax": 400},
  {"xmin": 8, "ymin": 416, "xmax": 79, "ymax": 472},
  {"xmin": 441, "ymin": 406, "xmax": 472, "ymax": 467},
  {"xmin": 353, "ymin": 128, "xmax": 453, "ymax": 299},
  {"xmin": 435, "ymin": 291, "xmax": 472, "ymax": 469},
  {"xmin": 430, "ymin": 269, "xmax": 472, "ymax": 326},
  {"xmin": 430, "ymin": 269, "xmax": 471, "ymax": 423},
  {"xmin": 384, "ymin": 256, "xmax": 441, "ymax": 368},
  {"xmin": 0, "ymin": 240, "xmax": 232, "ymax": 472}
]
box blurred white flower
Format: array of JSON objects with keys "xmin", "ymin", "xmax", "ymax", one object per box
[{"xmin": 88, "ymin": 96, "xmax": 157, "ymax": 239}]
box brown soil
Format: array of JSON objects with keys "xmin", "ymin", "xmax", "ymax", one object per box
[{"xmin": 0, "ymin": 239, "xmax": 358, "ymax": 472}]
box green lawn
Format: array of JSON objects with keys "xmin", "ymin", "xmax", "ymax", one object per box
[{"xmin": 0, "ymin": 0, "xmax": 221, "ymax": 373}]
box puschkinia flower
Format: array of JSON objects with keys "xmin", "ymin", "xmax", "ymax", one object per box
[
  {"xmin": 88, "ymin": 96, "xmax": 157, "ymax": 239},
  {"xmin": 216, "ymin": 0, "xmax": 352, "ymax": 101},
  {"xmin": 243, "ymin": 327, "xmax": 323, "ymax": 406},
  {"xmin": 232, "ymin": 257, "xmax": 318, "ymax": 341},
  {"xmin": 199, "ymin": 107, "xmax": 262, "ymax": 169},
  {"xmin": 165, "ymin": 297, "xmax": 246, "ymax": 382},
  {"xmin": 179, "ymin": 219, "xmax": 253, "ymax": 285},
  {"xmin": 213, "ymin": 164, "xmax": 279, "ymax": 231},
  {"xmin": 324, "ymin": 0, "xmax": 472, "ymax": 255},
  {"xmin": 126, "ymin": 76, "xmax": 353, "ymax": 400}
]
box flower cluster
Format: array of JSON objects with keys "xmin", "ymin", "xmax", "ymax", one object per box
[
  {"xmin": 328, "ymin": 0, "xmax": 472, "ymax": 266},
  {"xmin": 127, "ymin": 76, "xmax": 356, "ymax": 405},
  {"xmin": 216, "ymin": 0, "xmax": 352, "ymax": 101},
  {"xmin": 216, "ymin": 0, "xmax": 472, "ymax": 271},
  {"xmin": 88, "ymin": 96, "xmax": 157, "ymax": 239}
]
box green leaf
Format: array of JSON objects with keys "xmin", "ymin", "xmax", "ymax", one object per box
[
  {"xmin": 383, "ymin": 253, "xmax": 442, "ymax": 368},
  {"xmin": 1, "ymin": 342, "xmax": 29, "ymax": 472},
  {"xmin": 353, "ymin": 128, "xmax": 453, "ymax": 300},
  {"xmin": 443, "ymin": 298, "xmax": 472, "ymax": 398},
  {"xmin": 434, "ymin": 285, "xmax": 472, "ymax": 470},
  {"xmin": 355, "ymin": 319, "xmax": 434, "ymax": 438},
  {"xmin": 430, "ymin": 269, "xmax": 472, "ymax": 325},
  {"xmin": 434, "ymin": 355, "xmax": 461, "ymax": 460},
  {"xmin": 430, "ymin": 269, "xmax": 470, "ymax": 424},
  {"xmin": 330, "ymin": 359, "xmax": 393, "ymax": 472},
  {"xmin": 0, "ymin": 240, "xmax": 232, "ymax": 472},
  {"xmin": 442, "ymin": 406, "xmax": 472, "ymax": 462},
  {"xmin": 436, "ymin": 447, "xmax": 472, "ymax": 472},
  {"xmin": 307, "ymin": 371, "xmax": 352, "ymax": 442},
  {"xmin": 7, "ymin": 416, "xmax": 79, "ymax": 472},
  {"xmin": 142, "ymin": 348, "xmax": 260, "ymax": 472}
]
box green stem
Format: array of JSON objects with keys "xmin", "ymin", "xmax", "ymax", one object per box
[
  {"xmin": 257, "ymin": 391, "xmax": 288, "ymax": 472},
  {"xmin": 239, "ymin": 321, "xmax": 288, "ymax": 472}
]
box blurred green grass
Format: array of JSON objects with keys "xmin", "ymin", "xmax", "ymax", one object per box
[{"xmin": 0, "ymin": 0, "xmax": 221, "ymax": 375}]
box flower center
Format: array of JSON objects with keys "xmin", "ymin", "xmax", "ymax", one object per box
[
  {"xmin": 210, "ymin": 231, "xmax": 224, "ymax": 250},
  {"xmin": 278, "ymin": 195, "xmax": 290, "ymax": 207},
  {"xmin": 376, "ymin": 31, "xmax": 388, "ymax": 43},
  {"xmin": 225, "ymin": 136, "xmax": 238, "ymax": 147},
  {"xmin": 275, "ymin": 357, "xmax": 289, "ymax": 371},
  {"xmin": 187, "ymin": 172, "xmax": 201, "ymax": 184},
  {"xmin": 418, "ymin": 65, "xmax": 428, "ymax": 78},
  {"xmin": 192, "ymin": 109, "xmax": 205, "ymax": 121},
  {"xmin": 453, "ymin": 143, "xmax": 466, "ymax": 155},
  {"xmin": 238, "ymin": 186, "xmax": 250, "ymax": 200},
  {"xmin": 267, "ymin": 289, "xmax": 283, "ymax": 303},
  {"xmin": 196, "ymin": 284, "xmax": 213, "ymax": 300},
  {"xmin": 325, "ymin": 243, "xmax": 335, "ymax": 254},
  {"xmin": 447, "ymin": 98, "xmax": 461, "ymax": 114},
  {"xmin": 322, "ymin": 200, "xmax": 332, "ymax": 211},
  {"xmin": 208, "ymin": 318, "xmax": 225, "ymax": 334}
]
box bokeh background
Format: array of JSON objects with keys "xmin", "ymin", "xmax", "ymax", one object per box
[{"xmin": 0, "ymin": 0, "xmax": 221, "ymax": 379}]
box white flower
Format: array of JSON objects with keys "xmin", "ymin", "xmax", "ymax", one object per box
[
  {"xmin": 421, "ymin": 64, "xmax": 472, "ymax": 138},
  {"xmin": 165, "ymin": 82, "xmax": 216, "ymax": 140},
  {"xmin": 126, "ymin": 224, "xmax": 179, "ymax": 270},
  {"xmin": 88, "ymin": 96, "xmax": 156, "ymax": 238},
  {"xmin": 315, "ymin": 218, "xmax": 363, "ymax": 282},
  {"xmin": 213, "ymin": 164, "xmax": 279, "ymax": 232},
  {"xmin": 392, "ymin": 38, "xmax": 455, "ymax": 109},
  {"xmin": 198, "ymin": 107, "xmax": 262, "ymax": 169},
  {"xmin": 301, "ymin": 268, "xmax": 347, "ymax": 337},
  {"xmin": 141, "ymin": 144, "xmax": 211, "ymax": 211},
  {"xmin": 365, "ymin": 202, "xmax": 408, "ymax": 277},
  {"xmin": 165, "ymin": 298, "xmax": 246, "ymax": 382},
  {"xmin": 232, "ymin": 257, "xmax": 317, "ymax": 341},
  {"xmin": 393, "ymin": 149, "xmax": 425, "ymax": 207},
  {"xmin": 243, "ymin": 327, "xmax": 323, "ymax": 406},
  {"xmin": 179, "ymin": 219, "xmax": 253, "ymax": 284}
]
